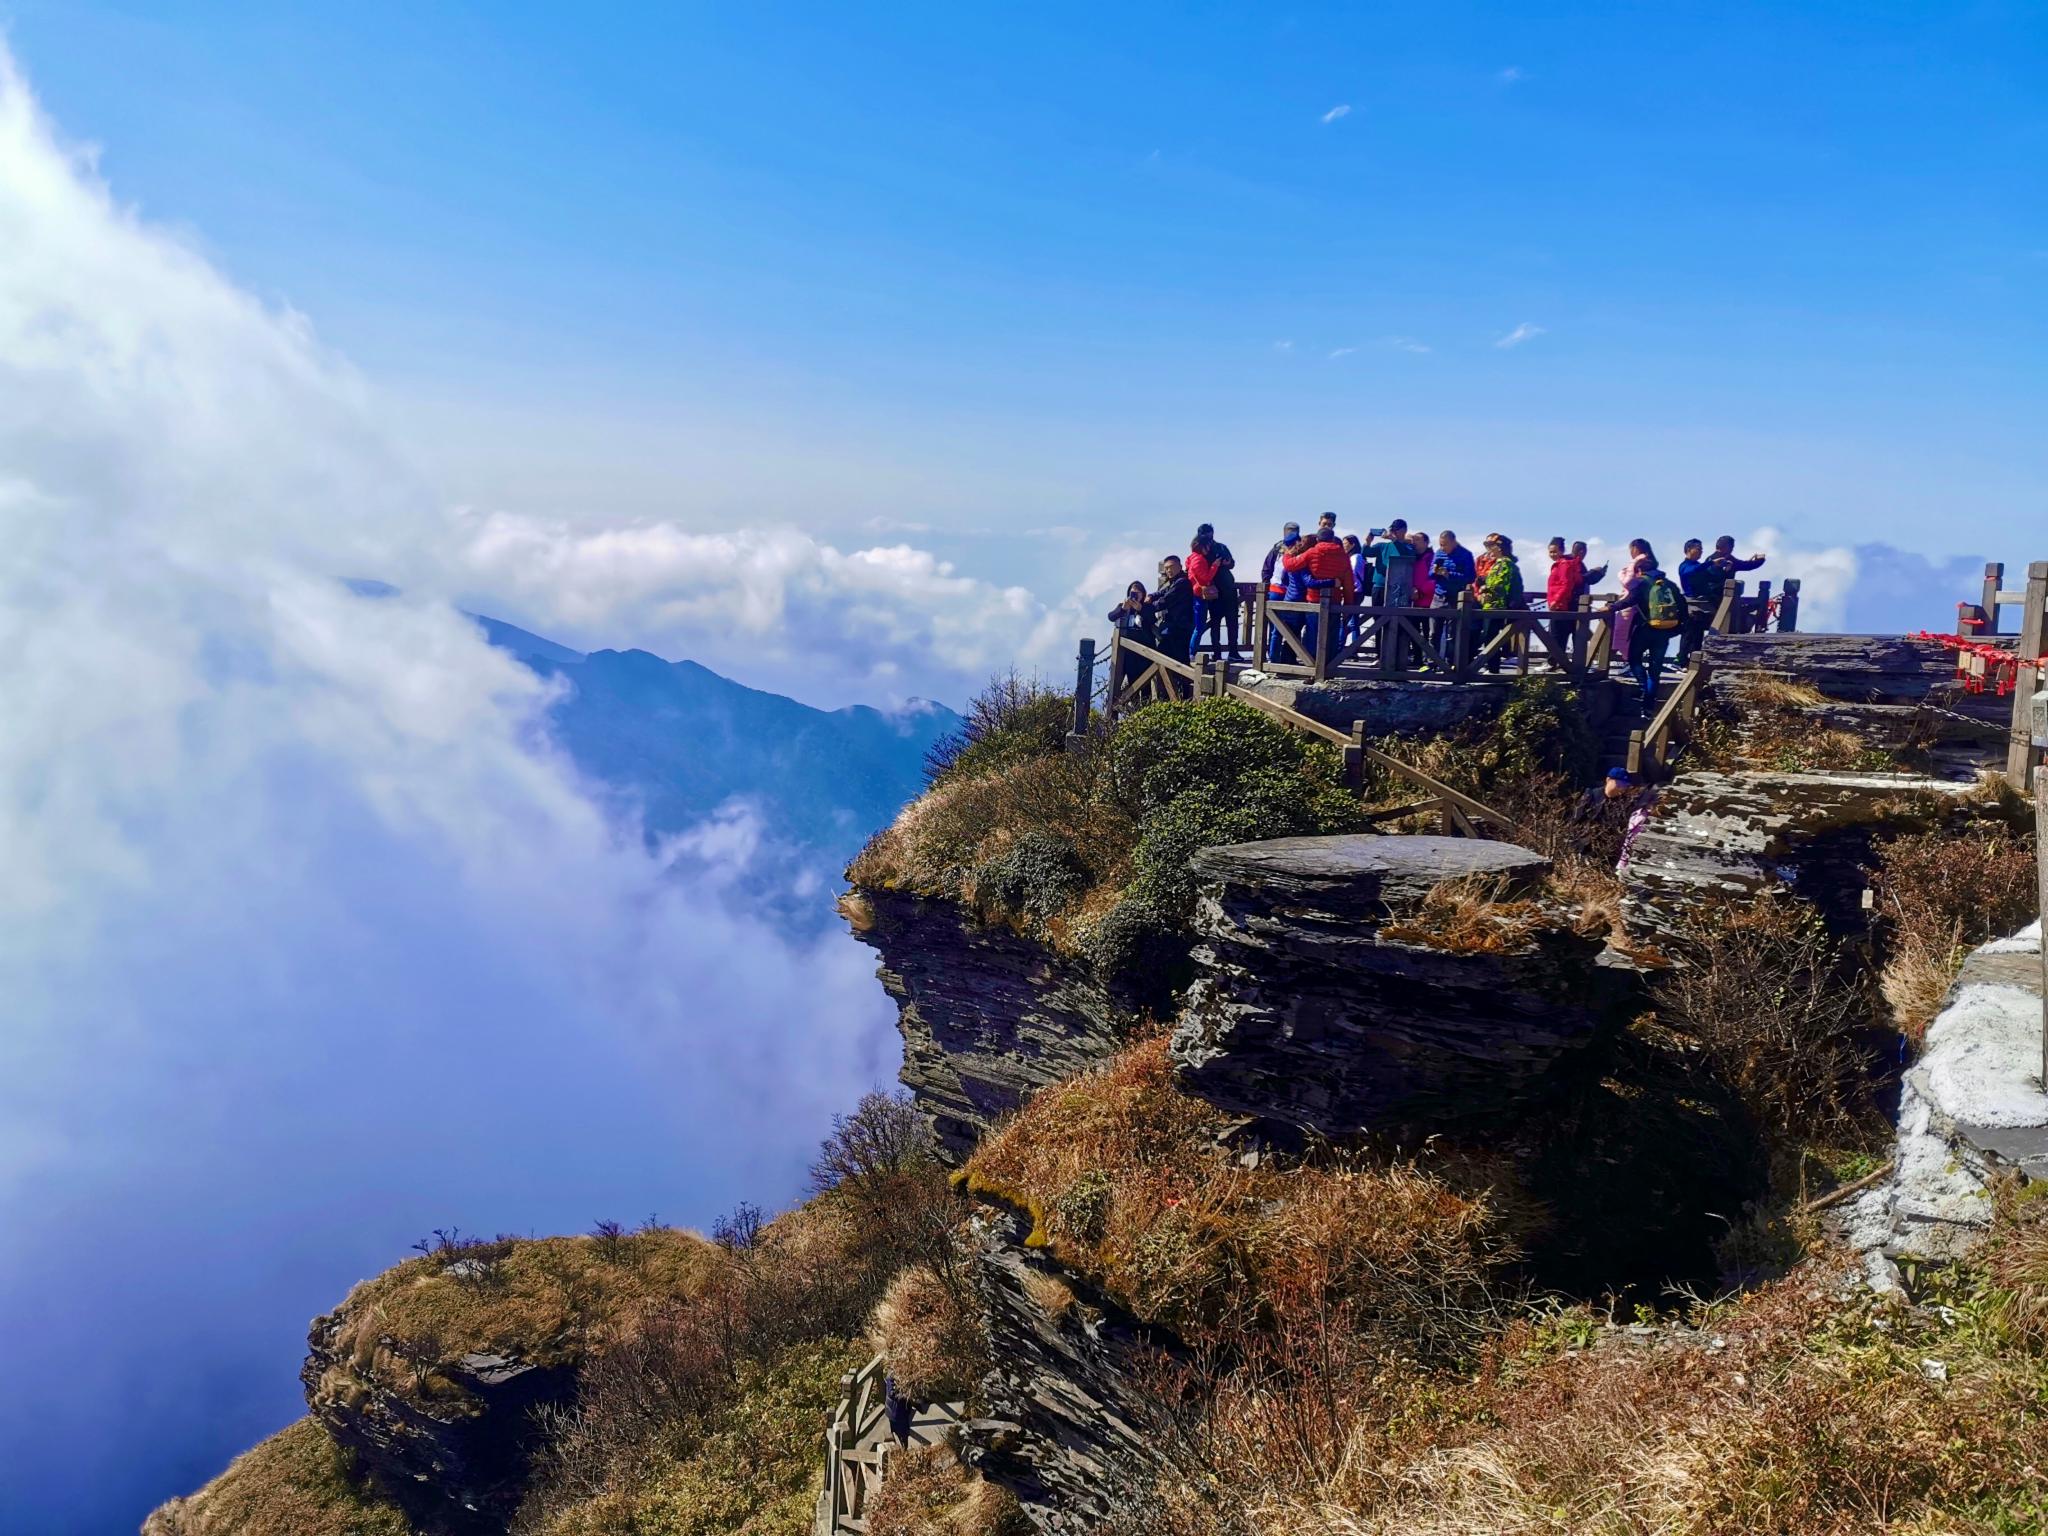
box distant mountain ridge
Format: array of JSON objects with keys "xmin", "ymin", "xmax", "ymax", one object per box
[{"xmin": 473, "ymin": 612, "xmax": 960, "ymax": 925}]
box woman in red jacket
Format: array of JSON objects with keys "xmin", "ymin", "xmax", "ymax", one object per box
[{"xmin": 1544, "ymin": 537, "xmax": 1588, "ymax": 662}]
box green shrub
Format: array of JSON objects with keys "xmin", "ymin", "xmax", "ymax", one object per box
[
  {"xmin": 926, "ymin": 673, "xmax": 1072, "ymax": 786},
  {"xmin": 1480, "ymin": 677, "xmax": 1599, "ymax": 787},
  {"xmin": 1080, "ymin": 700, "xmax": 1361, "ymax": 979},
  {"xmin": 975, "ymin": 832, "xmax": 1089, "ymax": 920},
  {"xmin": 1100, "ymin": 697, "xmax": 1353, "ymax": 823}
]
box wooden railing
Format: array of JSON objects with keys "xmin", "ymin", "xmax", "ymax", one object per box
[
  {"xmin": 814, "ymin": 1355, "xmax": 964, "ymax": 1536},
  {"xmin": 1248, "ymin": 594, "xmax": 1617, "ymax": 684},
  {"xmin": 1627, "ymin": 658, "xmax": 1711, "ymax": 781},
  {"xmin": 1208, "ymin": 673, "xmax": 1518, "ymax": 837}
]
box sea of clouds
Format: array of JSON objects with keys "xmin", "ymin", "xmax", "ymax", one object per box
[{"xmin": 0, "ymin": 50, "xmax": 944, "ymax": 1533}]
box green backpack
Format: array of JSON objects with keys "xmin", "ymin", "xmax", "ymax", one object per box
[{"xmin": 1644, "ymin": 575, "xmax": 1684, "ymax": 631}]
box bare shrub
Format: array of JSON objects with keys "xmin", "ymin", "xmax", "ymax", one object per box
[
  {"xmin": 923, "ymin": 671, "xmax": 1072, "ymax": 787},
  {"xmin": 1654, "ymin": 898, "xmax": 1879, "ymax": 1143},
  {"xmin": 812, "ymin": 1091, "xmax": 969, "ymax": 1303},
  {"xmin": 588, "ymin": 1220, "xmax": 627, "ymax": 1266}
]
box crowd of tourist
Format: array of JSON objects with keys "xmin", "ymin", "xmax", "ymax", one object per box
[{"xmin": 1109, "ymin": 515, "xmax": 1766, "ymax": 711}]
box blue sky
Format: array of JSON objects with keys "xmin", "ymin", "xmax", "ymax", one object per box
[{"xmin": 8, "ymin": 0, "xmax": 2047, "ymax": 659}]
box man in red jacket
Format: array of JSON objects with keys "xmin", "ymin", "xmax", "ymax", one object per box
[
  {"xmin": 1282, "ymin": 529, "xmax": 1356, "ymax": 665},
  {"xmin": 1545, "ymin": 537, "xmax": 1589, "ymax": 663}
]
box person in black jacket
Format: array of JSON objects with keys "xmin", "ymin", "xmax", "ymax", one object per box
[
  {"xmin": 1107, "ymin": 580, "xmax": 1154, "ymax": 691},
  {"xmin": 1145, "ymin": 555, "xmax": 1196, "ymax": 691}
]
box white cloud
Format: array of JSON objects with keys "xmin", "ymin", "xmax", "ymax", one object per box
[
  {"xmin": 452, "ymin": 510, "xmax": 1055, "ymax": 701},
  {"xmin": 1273, "ymin": 338, "xmax": 1295, "ymax": 351},
  {"xmin": 1321, "ymin": 103, "xmax": 1352, "ymax": 123},
  {"xmin": 1495, "ymin": 321, "xmax": 1547, "ymax": 349},
  {"xmin": 0, "ymin": 46, "xmax": 899, "ymax": 1530},
  {"xmin": 1382, "ymin": 336, "xmax": 1432, "ymax": 354},
  {"xmin": 1328, "ymin": 346, "xmax": 1357, "ymax": 360},
  {"xmin": 1499, "ymin": 65, "xmax": 1527, "ymax": 83}
]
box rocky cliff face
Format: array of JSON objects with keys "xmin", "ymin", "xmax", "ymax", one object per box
[
  {"xmin": 1622, "ymin": 769, "xmax": 1981, "ymax": 938},
  {"xmin": 960, "ymin": 1217, "xmax": 1175, "ymax": 1535},
  {"xmin": 1173, "ymin": 835, "xmax": 1613, "ymax": 1137},
  {"xmin": 849, "ymin": 888, "xmax": 1148, "ymax": 1162},
  {"xmin": 302, "ymin": 1308, "xmax": 573, "ymax": 1532}
]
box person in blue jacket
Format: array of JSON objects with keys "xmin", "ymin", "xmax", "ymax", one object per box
[{"xmin": 1678, "ymin": 536, "xmax": 1767, "ymax": 662}]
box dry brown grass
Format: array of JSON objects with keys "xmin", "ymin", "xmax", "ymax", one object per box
[
  {"xmin": 1872, "ymin": 825, "xmax": 2039, "ymax": 1046},
  {"xmin": 1690, "ymin": 675, "xmax": 1899, "ymax": 776},
  {"xmin": 1739, "ymin": 674, "xmax": 1829, "ymax": 709},
  {"xmin": 869, "ymin": 1263, "xmax": 984, "ymax": 1404},
  {"xmin": 1148, "ymin": 1219, "xmax": 2048, "ymax": 1536},
  {"xmin": 864, "ymin": 1441, "xmax": 1031, "ymax": 1536},
  {"xmin": 142, "ymin": 1418, "xmax": 410, "ymax": 1536},
  {"xmin": 1381, "ymin": 873, "xmax": 1557, "ymax": 955},
  {"xmin": 848, "ymin": 751, "xmax": 1135, "ymax": 952},
  {"xmin": 962, "ymin": 1038, "xmax": 1518, "ymax": 1350},
  {"xmin": 316, "ymin": 1228, "xmax": 720, "ymax": 1414}
]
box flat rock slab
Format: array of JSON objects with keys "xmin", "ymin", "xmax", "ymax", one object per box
[
  {"xmin": 1702, "ymin": 632, "xmax": 2011, "ymax": 702},
  {"xmin": 1245, "ymin": 674, "xmax": 1513, "ymax": 736},
  {"xmin": 1623, "ymin": 770, "xmax": 1980, "ymax": 938},
  {"xmin": 1196, "ymin": 834, "xmax": 1546, "ymax": 914}
]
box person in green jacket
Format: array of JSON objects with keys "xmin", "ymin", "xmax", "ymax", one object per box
[{"xmin": 1477, "ymin": 534, "xmax": 1524, "ymax": 672}]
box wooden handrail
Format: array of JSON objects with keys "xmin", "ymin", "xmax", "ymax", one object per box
[
  {"xmin": 1220, "ymin": 679, "xmax": 1516, "ymax": 835},
  {"xmin": 1222, "ymin": 679, "xmax": 1352, "ymax": 746},
  {"xmin": 1113, "ymin": 636, "xmax": 1203, "ymax": 682},
  {"xmin": 1635, "ymin": 658, "xmax": 1710, "ymax": 779}
]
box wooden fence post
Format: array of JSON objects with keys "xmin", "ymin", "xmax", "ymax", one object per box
[
  {"xmin": 1712, "ymin": 581, "xmax": 1740, "ymax": 635},
  {"xmin": 1452, "ymin": 589, "xmax": 1475, "ymax": 675},
  {"xmin": 1572, "ymin": 595, "xmax": 1591, "ymax": 674},
  {"xmin": 1343, "ymin": 720, "xmax": 1365, "ymax": 792},
  {"xmin": 1313, "ymin": 602, "xmax": 1331, "ymax": 681},
  {"xmin": 1252, "ymin": 586, "xmax": 1269, "ymax": 669},
  {"xmin": 1071, "ymin": 637, "xmax": 1095, "ymax": 744},
  {"xmin": 2007, "ymin": 562, "xmax": 2048, "ymax": 789},
  {"xmin": 1104, "ymin": 632, "xmax": 1123, "ymax": 722},
  {"xmin": 1778, "ymin": 578, "xmax": 1801, "ymax": 633},
  {"xmin": 1980, "ymin": 561, "xmax": 2007, "ymax": 637}
]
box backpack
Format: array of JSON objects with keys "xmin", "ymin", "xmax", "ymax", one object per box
[{"xmin": 1645, "ymin": 575, "xmax": 1684, "ymax": 631}]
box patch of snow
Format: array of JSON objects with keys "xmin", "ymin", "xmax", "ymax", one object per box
[
  {"xmin": 1915, "ymin": 983, "xmax": 2048, "ymax": 1129},
  {"xmin": 1980, "ymin": 920, "xmax": 2042, "ymax": 957}
]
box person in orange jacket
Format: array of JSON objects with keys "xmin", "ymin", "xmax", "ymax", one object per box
[{"xmin": 1281, "ymin": 528, "xmax": 1356, "ymax": 663}]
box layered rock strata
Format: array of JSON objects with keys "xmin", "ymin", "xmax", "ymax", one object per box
[
  {"xmin": 1700, "ymin": 631, "xmax": 2012, "ymax": 703},
  {"xmin": 961, "ymin": 1218, "xmax": 1175, "ymax": 1535},
  {"xmin": 1172, "ymin": 835, "xmax": 1611, "ymax": 1137},
  {"xmin": 1621, "ymin": 770, "xmax": 1981, "ymax": 938},
  {"xmin": 850, "ymin": 888, "xmax": 1141, "ymax": 1162},
  {"xmin": 302, "ymin": 1311, "xmax": 572, "ymax": 1531}
]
